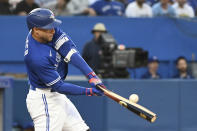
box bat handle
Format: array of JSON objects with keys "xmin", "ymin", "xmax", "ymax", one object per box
[{"xmin": 96, "ymin": 85, "xmax": 106, "ymax": 92}]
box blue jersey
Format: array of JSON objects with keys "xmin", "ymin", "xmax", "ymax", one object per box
[
  {"xmin": 24, "ymin": 28, "xmax": 98, "ymax": 95},
  {"xmin": 90, "ymin": 0, "xmax": 125, "ymax": 16},
  {"xmin": 24, "ymin": 28, "xmax": 74, "ymax": 89}
]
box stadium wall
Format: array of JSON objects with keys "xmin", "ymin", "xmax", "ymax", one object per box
[
  {"xmin": 0, "ymin": 16, "xmax": 197, "ymax": 76},
  {"xmin": 13, "ymin": 79, "xmax": 197, "ymax": 131}
]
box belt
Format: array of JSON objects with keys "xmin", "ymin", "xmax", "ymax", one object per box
[{"xmin": 30, "ymin": 85, "xmax": 52, "ymax": 92}]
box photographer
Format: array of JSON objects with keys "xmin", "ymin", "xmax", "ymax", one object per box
[{"xmin": 82, "ymin": 23, "xmax": 107, "ymax": 73}]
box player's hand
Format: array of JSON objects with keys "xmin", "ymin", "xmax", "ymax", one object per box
[
  {"xmin": 87, "ymin": 72, "xmax": 106, "ymax": 89},
  {"xmin": 86, "ymin": 88, "xmax": 103, "ymax": 96}
]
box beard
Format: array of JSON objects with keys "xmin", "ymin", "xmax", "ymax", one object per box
[
  {"xmin": 40, "ymin": 35, "xmax": 53, "ymax": 43},
  {"xmin": 179, "ymin": 68, "xmax": 187, "ymax": 73}
]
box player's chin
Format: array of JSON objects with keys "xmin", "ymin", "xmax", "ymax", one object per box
[{"xmin": 48, "ymin": 36, "xmax": 53, "ymax": 41}]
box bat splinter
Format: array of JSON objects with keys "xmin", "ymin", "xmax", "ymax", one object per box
[{"xmin": 97, "ymin": 85, "xmax": 157, "ymax": 123}]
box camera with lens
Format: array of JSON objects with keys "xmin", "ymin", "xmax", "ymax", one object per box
[{"xmin": 97, "ymin": 33, "xmax": 148, "ymax": 78}]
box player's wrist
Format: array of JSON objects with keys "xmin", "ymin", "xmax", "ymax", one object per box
[
  {"xmin": 87, "ymin": 72, "xmax": 101, "ymax": 83},
  {"xmin": 87, "ymin": 72, "xmax": 97, "ymax": 79},
  {"xmin": 86, "ymin": 88, "xmax": 103, "ymax": 96},
  {"xmin": 87, "ymin": 72, "xmax": 106, "ymax": 89},
  {"xmin": 89, "ymin": 77, "xmax": 101, "ymax": 84},
  {"xmin": 86, "ymin": 88, "xmax": 94, "ymax": 96}
]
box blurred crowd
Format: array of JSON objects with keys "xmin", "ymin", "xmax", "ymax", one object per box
[
  {"xmin": 140, "ymin": 56, "xmax": 194, "ymax": 79},
  {"xmin": 0, "ymin": 0, "xmax": 197, "ymax": 18}
]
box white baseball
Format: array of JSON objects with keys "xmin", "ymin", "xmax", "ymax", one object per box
[{"xmin": 129, "ymin": 94, "xmax": 139, "ymax": 103}]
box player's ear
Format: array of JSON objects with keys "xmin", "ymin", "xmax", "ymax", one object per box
[
  {"xmin": 32, "ymin": 27, "xmax": 36, "ymax": 34},
  {"xmin": 32, "ymin": 28, "xmax": 40, "ymax": 35},
  {"xmin": 33, "ymin": 27, "xmax": 38, "ymax": 32}
]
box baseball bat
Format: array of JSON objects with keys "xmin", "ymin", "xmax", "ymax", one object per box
[{"xmin": 97, "ymin": 85, "xmax": 157, "ymax": 123}]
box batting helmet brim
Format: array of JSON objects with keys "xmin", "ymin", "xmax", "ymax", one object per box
[{"xmin": 41, "ymin": 19, "xmax": 62, "ymax": 29}]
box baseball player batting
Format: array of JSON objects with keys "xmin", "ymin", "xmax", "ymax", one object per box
[{"xmin": 24, "ymin": 8, "xmax": 106, "ymax": 131}]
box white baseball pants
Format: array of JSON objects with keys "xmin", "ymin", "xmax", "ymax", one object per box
[{"xmin": 26, "ymin": 88, "xmax": 89, "ymax": 131}]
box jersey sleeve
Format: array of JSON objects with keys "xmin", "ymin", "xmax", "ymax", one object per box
[
  {"xmin": 52, "ymin": 28, "xmax": 94, "ymax": 77},
  {"xmin": 53, "ymin": 28, "xmax": 78, "ymax": 62}
]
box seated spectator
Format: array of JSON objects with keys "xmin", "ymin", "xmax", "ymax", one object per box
[
  {"xmin": 152, "ymin": 0, "xmax": 176, "ymax": 17},
  {"xmin": 127, "ymin": 0, "xmax": 159, "ymax": 6},
  {"xmin": 35, "ymin": 0, "xmax": 56, "ymax": 7},
  {"xmin": 173, "ymin": 56, "xmax": 193, "ymax": 79},
  {"xmin": 0, "ymin": 0, "xmax": 12, "ymax": 15},
  {"xmin": 83, "ymin": 0, "xmax": 125, "ymax": 16},
  {"xmin": 43, "ymin": 0, "xmax": 89, "ymax": 16},
  {"xmin": 141, "ymin": 56, "xmax": 161, "ymax": 79},
  {"xmin": 124, "ymin": 0, "xmax": 174, "ymax": 6},
  {"xmin": 125, "ymin": 0, "xmax": 152, "ymax": 17},
  {"xmin": 172, "ymin": 0, "xmax": 195, "ymax": 18},
  {"xmin": 9, "ymin": 0, "xmax": 21, "ymax": 8},
  {"xmin": 66, "ymin": 0, "xmax": 89, "ymax": 15},
  {"xmin": 14, "ymin": 0, "xmax": 39, "ymax": 15},
  {"xmin": 82, "ymin": 23, "xmax": 107, "ymax": 72},
  {"xmin": 44, "ymin": 0, "xmax": 71, "ymax": 16}
]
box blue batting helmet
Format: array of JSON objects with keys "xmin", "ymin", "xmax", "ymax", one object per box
[{"xmin": 26, "ymin": 8, "xmax": 62, "ymax": 30}]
